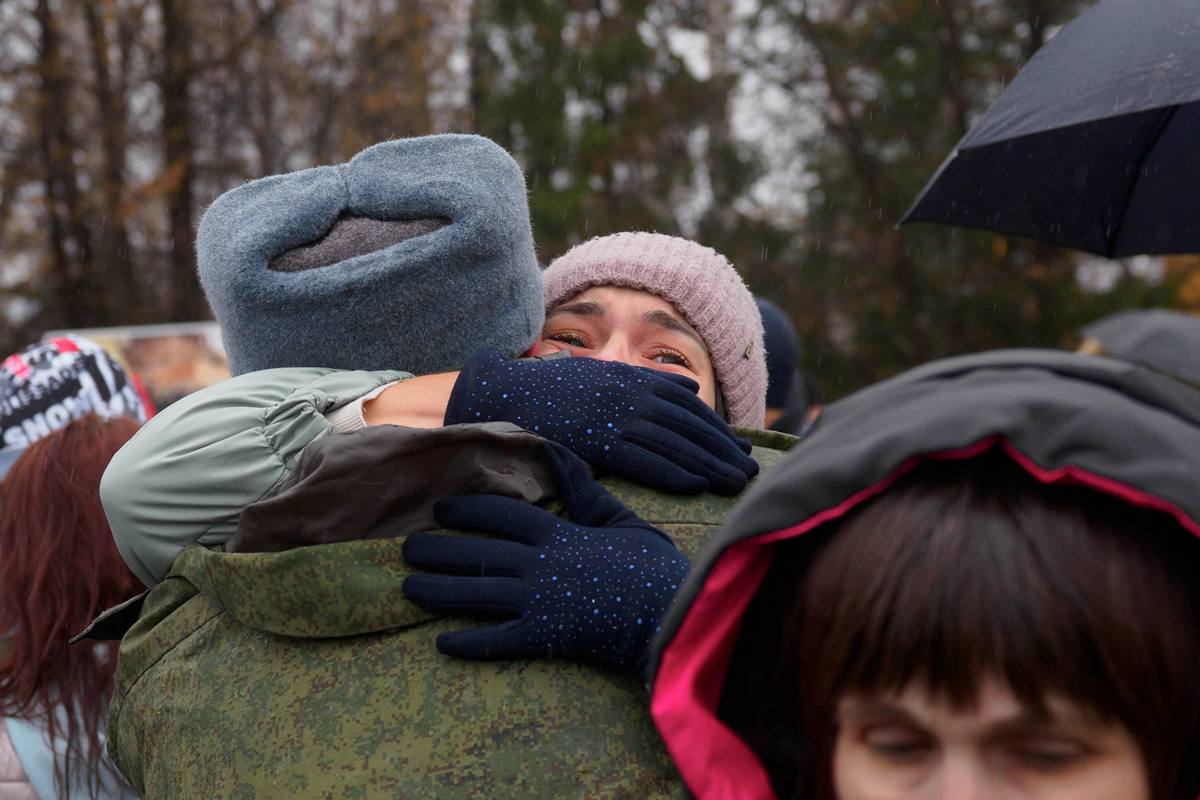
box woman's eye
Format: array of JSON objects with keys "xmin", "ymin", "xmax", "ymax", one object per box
[
  {"xmin": 1008, "ymin": 741, "xmax": 1089, "ymax": 772},
  {"xmin": 650, "ymin": 348, "xmax": 690, "ymax": 367},
  {"xmin": 546, "ymin": 331, "xmax": 588, "ymax": 348},
  {"xmin": 862, "ymin": 726, "xmax": 933, "ymax": 761}
]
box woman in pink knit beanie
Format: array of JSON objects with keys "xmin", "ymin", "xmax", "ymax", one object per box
[
  {"xmin": 358, "ymin": 231, "xmax": 767, "ymax": 432},
  {"xmin": 539, "ymin": 232, "xmax": 768, "ymax": 429}
]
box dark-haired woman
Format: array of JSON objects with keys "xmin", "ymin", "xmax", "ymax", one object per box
[
  {"xmin": 0, "ymin": 416, "xmax": 141, "ymax": 798},
  {"xmin": 649, "ymin": 350, "xmax": 1200, "ymax": 800}
]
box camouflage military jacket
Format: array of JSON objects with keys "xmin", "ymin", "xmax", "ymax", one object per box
[{"xmin": 108, "ymin": 428, "xmax": 795, "ymax": 799}]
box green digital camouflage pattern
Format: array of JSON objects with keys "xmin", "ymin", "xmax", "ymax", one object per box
[{"xmin": 109, "ymin": 429, "xmax": 796, "ymax": 799}]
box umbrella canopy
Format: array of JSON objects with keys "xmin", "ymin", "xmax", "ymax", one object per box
[
  {"xmin": 901, "ymin": 0, "xmax": 1200, "ymax": 257},
  {"xmin": 1081, "ymin": 308, "xmax": 1200, "ymax": 385}
]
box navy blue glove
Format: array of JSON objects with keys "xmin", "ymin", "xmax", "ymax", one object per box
[
  {"xmin": 443, "ymin": 349, "xmax": 757, "ymax": 495},
  {"xmin": 402, "ymin": 442, "xmax": 690, "ymax": 675}
]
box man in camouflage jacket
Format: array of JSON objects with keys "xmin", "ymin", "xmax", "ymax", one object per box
[{"xmin": 98, "ymin": 367, "xmax": 794, "ymax": 798}]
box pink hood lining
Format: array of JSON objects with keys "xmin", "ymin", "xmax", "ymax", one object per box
[{"xmin": 650, "ymin": 436, "xmax": 1200, "ymax": 800}]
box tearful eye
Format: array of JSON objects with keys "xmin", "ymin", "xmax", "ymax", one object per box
[
  {"xmin": 650, "ymin": 348, "xmax": 690, "ymax": 368},
  {"xmin": 546, "ymin": 331, "xmax": 589, "ymax": 348}
]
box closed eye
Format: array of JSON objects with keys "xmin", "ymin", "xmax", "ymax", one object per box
[
  {"xmin": 1005, "ymin": 739, "xmax": 1091, "ymax": 772},
  {"xmin": 861, "ymin": 724, "xmax": 935, "ymax": 763}
]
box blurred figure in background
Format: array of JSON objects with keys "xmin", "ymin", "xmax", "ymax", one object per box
[
  {"xmin": 1078, "ymin": 308, "xmax": 1200, "ymax": 387},
  {"xmin": 0, "ymin": 337, "xmax": 153, "ymax": 482},
  {"xmin": 0, "ymin": 415, "xmax": 142, "ymax": 798},
  {"xmin": 755, "ymin": 298, "xmax": 821, "ymax": 434}
]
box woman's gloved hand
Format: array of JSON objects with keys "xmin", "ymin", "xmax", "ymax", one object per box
[
  {"xmin": 402, "ymin": 441, "xmax": 690, "ymax": 676},
  {"xmin": 443, "ymin": 349, "xmax": 757, "ymax": 495}
]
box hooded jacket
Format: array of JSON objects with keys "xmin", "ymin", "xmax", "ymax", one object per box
[{"xmin": 649, "ymin": 349, "xmax": 1200, "ymax": 800}]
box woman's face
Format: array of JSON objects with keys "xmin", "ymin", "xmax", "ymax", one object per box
[
  {"xmin": 832, "ymin": 678, "xmax": 1148, "ymax": 800},
  {"xmin": 534, "ymin": 285, "xmax": 718, "ymax": 409}
]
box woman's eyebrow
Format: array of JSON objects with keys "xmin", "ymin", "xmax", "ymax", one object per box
[
  {"xmin": 985, "ymin": 706, "xmax": 1089, "ymax": 741},
  {"xmin": 546, "ymin": 301, "xmax": 605, "ymax": 319},
  {"xmin": 641, "ymin": 309, "xmax": 705, "ymax": 348},
  {"xmin": 836, "ymin": 698, "xmax": 927, "ymax": 729}
]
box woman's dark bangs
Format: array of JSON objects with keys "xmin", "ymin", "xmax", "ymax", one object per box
[
  {"xmin": 799, "ymin": 453, "xmax": 1200, "ymax": 729},
  {"xmin": 723, "ymin": 452, "xmax": 1200, "ymax": 799},
  {"xmin": 828, "ymin": 500, "xmax": 1070, "ymax": 715}
]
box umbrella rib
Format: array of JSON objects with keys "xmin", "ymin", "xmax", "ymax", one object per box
[{"xmin": 1106, "ymin": 104, "xmax": 1179, "ymax": 256}]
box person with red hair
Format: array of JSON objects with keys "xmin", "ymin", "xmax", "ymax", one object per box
[
  {"xmin": 0, "ymin": 336, "xmax": 153, "ymax": 482},
  {"xmin": 0, "ymin": 415, "xmax": 142, "ymax": 799}
]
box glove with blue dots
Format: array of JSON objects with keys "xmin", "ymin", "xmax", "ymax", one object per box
[
  {"xmin": 443, "ymin": 349, "xmax": 757, "ymax": 495},
  {"xmin": 402, "ymin": 441, "xmax": 691, "ymax": 676}
]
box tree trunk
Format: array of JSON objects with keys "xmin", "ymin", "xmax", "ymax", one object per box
[
  {"xmin": 702, "ymin": 0, "xmax": 737, "ymax": 238},
  {"xmin": 36, "ymin": 0, "xmax": 95, "ymax": 328},
  {"xmin": 83, "ymin": 0, "xmax": 141, "ymax": 323},
  {"xmin": 158, "ymin": 0, "xmax": 204, "ymax": 320},
  {"xmin": 936, "ymin": 0, "xmax": 972, "ymax": 138}
]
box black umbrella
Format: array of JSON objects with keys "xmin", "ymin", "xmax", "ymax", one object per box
[
  {"xmin": 901, "ymin": 0, "xmax": 1200, "ymax": 257},
  {"xmin": 1081, "ymin": 308, "xmax": 1200, "ymax": 385}
]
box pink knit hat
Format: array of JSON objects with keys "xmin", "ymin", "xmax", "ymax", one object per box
[{"xmin": 543, "ymin": 232, "xmax": 767, "ymax": 428}]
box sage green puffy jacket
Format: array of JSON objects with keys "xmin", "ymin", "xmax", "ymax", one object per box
[{"xmin": 101, "ymin": 367, "xmax": 409, "ymax": 586}]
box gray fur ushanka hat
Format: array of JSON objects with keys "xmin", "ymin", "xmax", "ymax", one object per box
[{"xmin": 198, "ymin": 135, "xmax": 544, "ymax": 376}]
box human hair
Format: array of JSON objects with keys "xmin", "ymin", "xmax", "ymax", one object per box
[
  {"xmin": 720, "ymin": 452, "xmax": 1200, "ymax": 800},
  {"xmin": 0, "ymin": 415, "xmax": 143, "ymax": 797}
]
